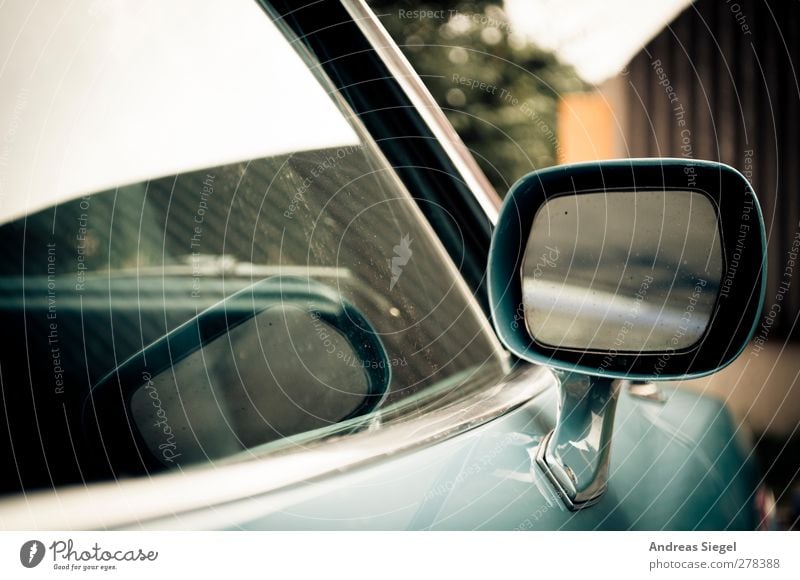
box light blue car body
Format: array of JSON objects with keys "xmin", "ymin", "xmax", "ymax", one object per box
[{"xmin": 241, "ymin": 374, "xmax": 758, "ymax": 530}]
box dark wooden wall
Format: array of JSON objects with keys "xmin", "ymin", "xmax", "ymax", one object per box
[{"xmin": 621, "ymin": 0, "xmax": 800, "ymax": 339}]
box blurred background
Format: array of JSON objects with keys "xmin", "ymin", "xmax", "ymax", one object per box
[{"xmin": 368, "ymin": 0, "xmax": 800, "ymax": 529}]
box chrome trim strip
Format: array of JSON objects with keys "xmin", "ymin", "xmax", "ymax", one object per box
[
  {"xmin": 341, "ymin": 0, "xmax": 502, "ymax": 224},
  {"xmin": 0, "ymin": 366, "xmax": 554, "ymax": 530},
  {"xmin": 627, "ymin": 380, "xmax": 666, "ymax": 403}
]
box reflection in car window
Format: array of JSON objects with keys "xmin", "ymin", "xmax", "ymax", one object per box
[{"xmin": 0, "ymin": 0, "xmax": 508, "ymax": 490}]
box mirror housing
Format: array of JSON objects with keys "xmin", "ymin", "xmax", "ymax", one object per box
[
  {"xmin": 489, "ymin": 158, "xmax": 766, "ymax": 380},
  {"xmin": 488, "ymin": 158, "xmax": 766, "ymax": 510}
]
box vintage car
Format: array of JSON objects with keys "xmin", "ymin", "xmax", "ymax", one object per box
[{"xmin": 0, "ymin": 0, "xmax": 766, "ymax": 529}]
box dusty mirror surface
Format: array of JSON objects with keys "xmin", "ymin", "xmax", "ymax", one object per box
[{"xmin": 522, "ymin": 190, "xmax": 722, "ymax": 352}]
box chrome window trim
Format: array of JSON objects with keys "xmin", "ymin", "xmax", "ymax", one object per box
[
  {"xmin": 341, "ymin": 0, "xmax": 502, "ymax": 225},
  {"xmin": 0, "ymin": 365, "xmax": 554, "ymax": 529}
]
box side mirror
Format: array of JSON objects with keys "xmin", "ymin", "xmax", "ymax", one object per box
[
  {"xmin": 83, "ymin": 277, "xmax": 391, "ymax": 475},
  {"xmin": 488, "ymin": 159, "xmax": 766, "ymax": 509}
]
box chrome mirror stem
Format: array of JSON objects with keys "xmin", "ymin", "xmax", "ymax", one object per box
[{"xmin": 536, "ymin": 371, "xmax": 622, "ymax": 510}]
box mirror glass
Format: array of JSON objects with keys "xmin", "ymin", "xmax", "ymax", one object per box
[
  {"xmin": 522, "ymin": 190, "xmax": 722, "ymax": 352},
  {"xmin": 129, "ymin": 305, "xmax": 370, "ymax": 467}
]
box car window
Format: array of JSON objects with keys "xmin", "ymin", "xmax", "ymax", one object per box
[{"xmin": 0, "ymin": 0, "xmax": 508, "ymax": 491}]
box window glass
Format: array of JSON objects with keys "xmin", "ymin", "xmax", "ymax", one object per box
[{"xmin": 0, "ymin": 0, "xmax": 508, "ymax": 490}]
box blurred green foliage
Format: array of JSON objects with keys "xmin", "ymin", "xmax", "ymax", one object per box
[{"xmin": 368, "ymin": 0, "xmax": 586, "ymax": 194}]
